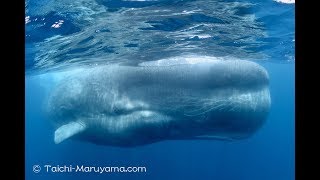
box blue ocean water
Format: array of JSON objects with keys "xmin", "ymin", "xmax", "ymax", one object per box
[{"xmin": 25, "ymin": 0, "xmax": 295, "ymax": 180}]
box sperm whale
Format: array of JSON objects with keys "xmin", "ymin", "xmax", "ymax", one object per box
[{"xmin": 46, "ymin": 57, "xmax": 271, "ymax": 147}]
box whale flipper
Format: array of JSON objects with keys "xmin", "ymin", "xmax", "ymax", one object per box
[{"xmin": 54, "ymin": 121, "xmax": 86, "ymax": 144}]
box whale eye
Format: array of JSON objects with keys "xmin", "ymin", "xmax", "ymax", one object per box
[
  {"xmin": 112, "ymin": 106, "xmax": 127, "ymax": 115},
  {"xmin": 112, "ymin": 96, "xmax": 150, "ymax": 115}
]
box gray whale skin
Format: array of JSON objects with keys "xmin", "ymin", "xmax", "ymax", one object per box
[{"xmin": 46, "ymin": 59, "xmax": 271, "ymax": 147}]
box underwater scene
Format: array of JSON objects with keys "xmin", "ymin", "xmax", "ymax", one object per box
[{"xmin": 25, "ymin": 0, "xmax": 294, "ymax": 179}]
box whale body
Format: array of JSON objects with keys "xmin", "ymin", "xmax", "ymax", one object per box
[{"xmin": 46, "ymin": 58, "xmax": 271, "ymax": 147}]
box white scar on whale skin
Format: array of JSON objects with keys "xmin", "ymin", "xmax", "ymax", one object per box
[{"xmin": 45, "ymin": 56, "xmax": 271, "ymax": 147}]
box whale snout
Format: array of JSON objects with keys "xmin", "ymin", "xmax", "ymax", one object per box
[{"xmin": 196, "ymin": 61, "xmax": 270, "ymax": 138}]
